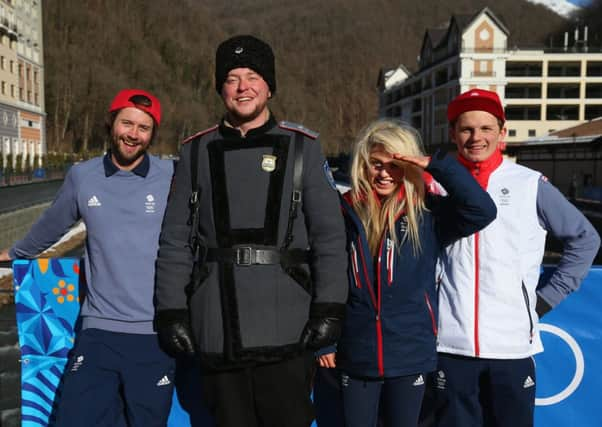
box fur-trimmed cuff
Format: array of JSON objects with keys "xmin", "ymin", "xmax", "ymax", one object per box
[{"xmin": 309, "ymin": 302, "xmax": 346, "ymax": 320}]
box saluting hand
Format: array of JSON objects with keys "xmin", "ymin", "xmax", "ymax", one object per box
[{"xmin": 391, "ymin": 154, "xmax": 431, "ymax": 170}]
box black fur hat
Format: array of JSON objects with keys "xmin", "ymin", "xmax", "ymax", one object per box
[{"xmin": 215, "ymin": 35, "xmax": 276, "ymax": 95}]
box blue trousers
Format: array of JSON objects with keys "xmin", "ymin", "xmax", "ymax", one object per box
[
  {"xmin": 432, "ymin": 353, "xmax": 536, "ymax": 427},
  {"xmin": 54, "ymin": 328, "xmax": 175, "ymax": 427},
  {"xmin": 341, "ymin": 371, "xmax": 426, "ymax": 427}
]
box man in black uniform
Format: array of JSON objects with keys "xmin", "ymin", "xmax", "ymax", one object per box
[{"xmin": 154, "ymin": 35, "xmax": 348, "ymax": 427}]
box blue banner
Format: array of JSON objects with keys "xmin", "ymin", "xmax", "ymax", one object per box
[
  {"xmin": 534, "ymin": 266, "xmax": 602, "ymax": 427},
  {"xmin": 13, "ymin": 258, "xmax": 80, "ymax": 427},
  {"xmin": 16, "ymin": 259, "xmax": 599, "ymax": 426}
]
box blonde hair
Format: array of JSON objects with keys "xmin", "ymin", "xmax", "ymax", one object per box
[{"xmin": 349, "ymin": 119, "xmax": 427, "ymax": 255}]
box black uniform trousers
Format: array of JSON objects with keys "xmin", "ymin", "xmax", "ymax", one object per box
[{"xmin": 202, "ymin": 352, "xmax": 315, "ymax": 427}]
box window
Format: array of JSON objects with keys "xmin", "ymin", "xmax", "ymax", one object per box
[
  {"xmin": 528, "ymin": 129, "xmax": 536, "ymax": 137},
  {"xmin": 508, "ymin": 129, "xmax": 516, "ymax": 137},
  {"xmin": 0, "ymin": 56, "xmax": 5, "ymax": 70},
  {"xmin": 9, "ymin": 60, "xmax": 13, "ymax": 73},
  {"xmin": 505, "ymin": 106, "xmax": 541, "ymax": 120},
  {"xmin": 1, "ymin": 81, "xmax": 5, "ymax": 95},
  {"xmin": 548, "ymin": 62, "xmax": 580, "ymax": 77},
  {"xmin": 585, "ymin": 105, "xmax": 602, "ymax": 120},
  {"xmin": 546, "ymin": 105, "xmax": 579, "ymax": 120},
  {"xmin": 586, "ymin": 84, "xmax": 602, "ymax": 99},
  {"xmin": 506, "ymin": 62, "xmax": 542, "ymax": 77},
  {"xmin": 547, "ymin": 84, "xmax": 580, "ymax": 99},
  {"xmin": 506, "ymin": 84, "xmax": 541, "ymax": 99},
  {"xmin": 10, "ymin": 84, "xmax": 14, "ymax": 98}
]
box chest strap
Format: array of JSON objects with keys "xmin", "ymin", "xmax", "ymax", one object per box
[{"xmin": 207, "ymin": 247, "xmax": 309, "ymax": 266}]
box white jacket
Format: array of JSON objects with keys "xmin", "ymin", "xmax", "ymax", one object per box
[{"xmin": 437, "ymin": 160, "xmax": 546, "ymax": 359}]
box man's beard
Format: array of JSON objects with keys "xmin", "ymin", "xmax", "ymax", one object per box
[{"xmin": 110, "ymin": 134, "xmax": 145, "ymax": 167}]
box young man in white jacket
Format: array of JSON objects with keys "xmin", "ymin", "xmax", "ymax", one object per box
[{"xmin": 433, "ymin": 89, "xmax": 600, "ymax": 427}]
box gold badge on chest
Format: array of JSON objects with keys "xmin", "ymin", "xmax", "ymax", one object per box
[{"xmin": 261, "ymin": 154, "xmax": 277, "ymax": 172}]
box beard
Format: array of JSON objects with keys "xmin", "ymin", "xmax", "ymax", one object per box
[{"xmin": 110, "ymin": 133, "xmax": 147, "ymax": 169}]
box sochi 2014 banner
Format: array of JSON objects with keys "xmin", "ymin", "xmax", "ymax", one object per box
[
  {"xmin": 13, "ymin": 258, "xmax": 81, "ymax": 426},
  {"xmin": 14, "ymin": 259, "xmax": 600, "ymax": 426},
  {"xmin": 534, "ymin": 266, "xmax": 602, "ymax": 427}
]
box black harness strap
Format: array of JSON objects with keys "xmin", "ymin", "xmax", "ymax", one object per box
[
  {"xmin": 282, "ymin": 132, "xmax": 304, "ymax": 249},
  {"xmin": 188, "ymin": 139, "xmax": 202, "ymax": 258}
]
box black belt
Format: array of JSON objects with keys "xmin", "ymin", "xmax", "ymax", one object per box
[{"xmin": 207, "ymin": 247, "xmax": 309, "ymax": 266}]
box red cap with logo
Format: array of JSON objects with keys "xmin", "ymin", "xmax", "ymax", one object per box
[
  {"xmin": 447, "ymin": 89, "xmax": 505, "ymax": 124},
  {"xmin": 109, "ymin": 89, "xmax": 161, "ymax": 125}
]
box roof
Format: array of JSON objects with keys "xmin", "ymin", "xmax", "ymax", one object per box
[{"xmin": 550, "ymin": 118, "xmax": 602, "ymax": 138}]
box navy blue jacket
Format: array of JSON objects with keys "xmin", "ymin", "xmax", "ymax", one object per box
[{"xmin": 337, "ymin": 152, "xmax": 496, "ymax": 378}]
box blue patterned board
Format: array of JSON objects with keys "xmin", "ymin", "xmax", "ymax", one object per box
[{"xmin": 13, "ymin": 258, "xmax": 81, "ymax": 427}]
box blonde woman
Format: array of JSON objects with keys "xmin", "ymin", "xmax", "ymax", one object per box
[{"xmin": 318, "ymin": 120, "xmax": 496, "ymax": 427}]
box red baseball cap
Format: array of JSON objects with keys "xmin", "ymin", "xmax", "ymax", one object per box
[
  {"xmin": 447, "ymin": 89, "xmax": 505, "ymax": 124},
  {"xmin": 109, "ymin": 89, "xmax": 161, "ymax": 125}
]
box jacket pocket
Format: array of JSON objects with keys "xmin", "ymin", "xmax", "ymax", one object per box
[{"xmin": 521, "ymin": 282, "xmax": 534, "ymax": 343}]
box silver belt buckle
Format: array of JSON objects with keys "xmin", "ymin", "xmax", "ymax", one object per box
[{"xmin": 236, "ymin": 247, "xmax": 253, "ymax": 266}]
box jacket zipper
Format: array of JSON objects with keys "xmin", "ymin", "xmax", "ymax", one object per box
[
  {"xmin": 386, "ymin": 238, "xmax": 393, "ymax": 286},
  {"xmin": 424, "ymin": 292, "xmax": 438, "ymax": 335},
  {"xmin": 474, "ymin": 232, "xmax": 480, "ymax": 357},
  {"xmin": 521, "ymin": 283, "xmax": 534, "ymax": 343},
  {"xmin": 375, "ymin": 235, "xmax": 385, "ymax": 376},
  {"xmin": 355, "ymin": 232, "xmax": 384, "ymax": 376}
]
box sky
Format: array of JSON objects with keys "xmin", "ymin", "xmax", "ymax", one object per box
[{"xmin": 567, "ymin": 0, "xmax": 591, "ymax": 6}]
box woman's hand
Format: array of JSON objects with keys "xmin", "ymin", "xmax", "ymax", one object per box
[
  {"xmin": 318, "ymin": 352, "xmax": 336, "ymax": 368},
  {"xmin": 392, "ymin": 154, "xmax": 431, "ymax": 170}
]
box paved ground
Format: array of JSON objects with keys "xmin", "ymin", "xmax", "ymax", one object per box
[
  {"xmin": 0, "ymin": 180, "xmax": 63, "ymax": 215},
  {"xmin": 0, "ymin": 303, "xmax": 19, "ymax": 427}
]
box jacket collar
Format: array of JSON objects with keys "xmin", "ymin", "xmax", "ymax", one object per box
[
  {"xmin": 103, "ymin": 152, "xmax": 150, "ymax": 177},
  {"xmin": 219, "ymin": 113, "xmax": 278, "ymax": 140},
  {"xmin": 456, "ymin": 149, "xmax": 503, "ymax": 189}
]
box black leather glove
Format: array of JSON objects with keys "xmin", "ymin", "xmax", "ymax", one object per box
[
  {"xmin": 535, "ymin": 295, "xmax": 553, "ymax": 318},
  {"xmin": 155, "ymin": 309, "xmax": 196, "ymax": 357},
  {"xmin": 300, "ymin": 316, "xmax": 343, "ymax": 350}
]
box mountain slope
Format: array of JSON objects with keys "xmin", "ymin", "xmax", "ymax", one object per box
[{"xmin": 43, "ymin": 0, "xmax": 568, "ymax": 155}]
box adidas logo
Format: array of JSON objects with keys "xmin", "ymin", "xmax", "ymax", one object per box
[
  {"xmin": 413, "ymin": 374, "xmax": 425, "ymax": 386},
  {"xmin": 87, "ymin": 195, "xmax": 101, "ymax": 207},
  {"xmin": 523, "ymin": 376, "xmax": 535, "ymax": 388},
  {"xmin": 156, "ymin": 375, "xmax": 171, "ymax": 386}
]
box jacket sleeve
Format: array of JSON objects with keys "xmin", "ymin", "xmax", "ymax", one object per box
[
  {"xmin": 155, "ymin": 141, "xmax": 196, "ymax": 311},
  {"xmin": 301, "ymin": 138, "xmax": 348, "ymax": 319},
  {"xmin": 10, "ymin": 167, "xmax": 80, "ymax": 259},
  {"xmin": 535, "ymin": 177, "xmax": 600, "ymax": 308},
  {"xmin": 426, "ymin": 151, "xmax": 497, "ymax": 247}
]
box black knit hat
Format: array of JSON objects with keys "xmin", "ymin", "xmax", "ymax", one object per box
[{"xmin": 215, "ymin": 35, "xmax": 276, "ymax": 95}]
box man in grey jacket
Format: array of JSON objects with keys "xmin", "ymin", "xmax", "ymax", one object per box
[{"xmin": 154, "ymin": 35, "xmax": 348, "ymax": 427}]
